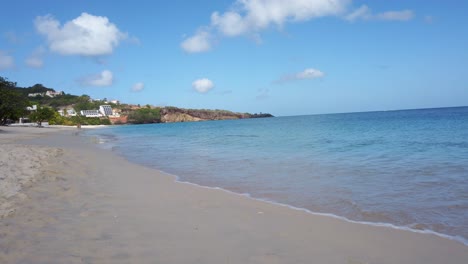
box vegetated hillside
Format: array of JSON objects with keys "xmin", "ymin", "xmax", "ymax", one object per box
[
  {"xmin": 1, "ymin": 76, "xmax": 273, "ymax": 125},
  {"xmin": 7, "ymin": 83, "xmax": 54, "ymax": 96},
  {"xmin": 3, "ymin": 80, "xmax": 81, "ymax": 108},
  {"xmin": 159, "ymin": 107, "xmax": 273, "ymax": 123}
]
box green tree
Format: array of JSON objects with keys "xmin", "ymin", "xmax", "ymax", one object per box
[
  {"xmin": 0, "ymin": 77, "xmax": 29, "ymax": 125},
  {"xmin": 30, "ymin": 106, "xmax": 56, "ymax": 126}
]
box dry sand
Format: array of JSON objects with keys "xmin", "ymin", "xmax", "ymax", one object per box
[{"xmin": 0, "ymin": 126, "xmax": 467, "ymax": 264}]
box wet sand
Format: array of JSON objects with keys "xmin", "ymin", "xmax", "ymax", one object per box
[{"xmin": 0, "ymin": 126, "xmax": 467, "ymax": 263}]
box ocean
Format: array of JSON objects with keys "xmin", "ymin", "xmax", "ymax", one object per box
[{"xmin": 83, "ymin": 106, "xmax": 468, "ymax": 244}]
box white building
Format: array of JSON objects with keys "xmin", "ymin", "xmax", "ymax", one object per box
[
  {"xmin": 26, "ymin": 105, "xmax": 37, "ymax": 111},
  {"xmin": 58, "ymin": 108, "xmax": 77, "ymax": 117},
  {"xmin": 45, "ymin": 90, "xmax": 63, "ymax": 97},
  {"xmin": 112, "ymin": 109, "xmax": 121, "ymax": 117},
  {"xmin": 99, "ymin": 105, "xmax": 113, "ymax": 116},
  {"xmin": 67, "ymin": 109, "xmax": 77, "ymax": 116},
  {"xmin": 28, "ymin": 93, "xmax": 44, "ymax": 97},
  {"xmin": 110, "ymin": 100, "xmax": 120, "ymax": 105},
  {"xmin": 80, "ymin": 110, "xmax": 102, "ymax": 117}
]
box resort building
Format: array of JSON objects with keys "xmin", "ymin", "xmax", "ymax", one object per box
[
  {"xmin": 67, "ymin": 109, "xmax": 77, "ymax": 116},
  {"xmin": 45, "ymin": 90, "xmax": 63, "ymax": 97},
  {"xmin": 28, "ymin": 93, "xmax": 44, "ymax": 97},
  {"xmin": 80, "ymin": 110, "xmax": 102, "ymax": 118},
  {"xmin": 58, "ymin": 108, "xmax": 77, "ymax": 117},
  {"xmin": 112, "ymin": 109, "xmax": 121, "ymax": 117},
  {"xmin": 26, "ymin": 105, "xmax": 37, "ymax": 111},
  {"xmin": 99, "ymin": 105, "xmax": 113, "ymax": 116},
  {"xmin": 28, "ymin": 91, "xmax": 63, "ymax": 97}
]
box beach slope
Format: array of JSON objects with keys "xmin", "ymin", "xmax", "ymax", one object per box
[{"xmin": 0, "ymin": 127, "xmax": 467, "ymax": 264}]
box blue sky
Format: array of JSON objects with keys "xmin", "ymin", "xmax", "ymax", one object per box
[{"xmin": 0, "ymin": 0, "xmax": 467, "ymax": 116}]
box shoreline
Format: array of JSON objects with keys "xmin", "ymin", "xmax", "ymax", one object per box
[
  {"xmin": 1, "ymin": 126, "xmax": 467, "ymax": 263},
  {"xmin": 82, "ymin": 127, "xmax": 468, "ymax": 246},
  {"xmin": 171, "ymin": 175, "xmax": 468, "ymax": 247}
]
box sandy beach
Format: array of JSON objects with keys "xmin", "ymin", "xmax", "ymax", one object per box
[{"xmin": 0, "ymin": 126, "xmax": 467, "ymax": 264}]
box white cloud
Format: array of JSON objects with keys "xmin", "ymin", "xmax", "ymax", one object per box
[
  {"xmin": 25, "ymin": 47, "xmax": 46, "ymax": 68},
  {"xmin": 214, "ymin": 0, "xmax": 349, "ymax": 36},
  {"xmin": 211, "ymin": 11, "xmax": 249, "ymax": 37},
  {"xmin": 35, "ymin": 13, "xmax": 127, "ymax": 56},
  {"xmin": 278, "ymin": 68, "xmax": 324, "ymax": 83},
  {"xmin": 183, "ymin": 1, "xmax": 415, "ymax": 52},
  {"xmin": 296, "ymin": 68, "xmax": 324, "ymax": 79},
  {"xmin": 345, "ymin": 5, "xmax": 413, "ymax": 22},
  {"xmin": 79, "ymin": 70, "xmax": 113, "ymax": 87},
  {"xmin": 192, "ymin": 78, "xmax": 214, "ymax": 93},
  {"xmin": 181, "ymin": 30, "xmax": 212, "ymax": 53},
  {"xmin": 0, "ymin": 51, "xmax": 14, "ymax": 70},
  {"xmin": 131, "ymin": 82, "xmax": 144, "ymax": 92},
  {"xmin": 183, "ymin": 0, "xmax": 349, "ymax": 53}
]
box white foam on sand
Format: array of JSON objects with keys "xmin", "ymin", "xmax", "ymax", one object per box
[{"xmin": 170, "ymin": 173, "xmax": 468, "ymax": 247}]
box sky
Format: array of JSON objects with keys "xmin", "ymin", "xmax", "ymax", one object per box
[{"xmin": 0, "ymin": 0, "xmax": 467, "ymax": 116}]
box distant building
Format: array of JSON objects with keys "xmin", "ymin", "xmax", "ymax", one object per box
[
  {"xmin": 67, "ymin": 109, "xmax": 77, "ymax": 116},
  {"xmin": 58, "ymin": 108, "xmax": 76, "ymax": 117},
  {"xmin": 99, "ymin": 105, "xmax": 113, "ymax": 116},
  {"xmin": 28, "ymin": 93, "xmax": 44, "ymax": 97},
  {"xmin": 80, "ymin": 110, "xmax": 102, "ymax": 117},
  {"xmin": 26, "ymin": 105, "xmax": 37, "ymax": 111},
  {"xmin": 28, "ymin": 91, "xmax": 63, "ymax": 97},
  {"xmin": 112, "ymin": 109, "xmax": 121, "ymax": 117},
  {"xmin": 45, "ymin": 90, "xmax": 63, "ymax": 97},
  {"xmin": 110, "ymin": 100, "xmax": 120, "ymax": 105}
]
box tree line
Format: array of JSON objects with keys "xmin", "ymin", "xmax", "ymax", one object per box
[{"xmin": 0, "ymin": 76, "xmax": 112, "ymax": 126}]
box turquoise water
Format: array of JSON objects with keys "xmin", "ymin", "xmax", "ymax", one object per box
[{"xmin": 84, "ymin": 107, "xmax": 468, "ymax": 244}]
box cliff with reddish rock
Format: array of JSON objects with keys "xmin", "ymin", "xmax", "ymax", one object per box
[{"xmin": 159, "ymin": 107, "xmax": 272, "ymax": 123}]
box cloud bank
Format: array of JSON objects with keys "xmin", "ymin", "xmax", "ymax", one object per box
[
  {"xmin": 35, "ymin": 12, "xmax": 127, "ymax": 56},
  {"xmin": 79, "ymin": 70, "xmax": 113, "ymax": 87},
  {"xmin": 181, "ymin": 0, "xmax": 414, "ymax": 53},
  {"xmin": 192, "ymin": 78, "xmax": 214, "ymax": 93},
  {"xmin": 131, "ymin": 82, "xmax": 145, "ymax": 92}
]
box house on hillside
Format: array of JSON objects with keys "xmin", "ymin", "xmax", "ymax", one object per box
[
  {"xmin": 26, "ymin": 105, "xmax": 37, "ymax": 111},
  {"xmin": 58, "ymin": 108, "xmax": 77, "ymax": 117},
  {"xmin": 80, "ymin": 110, "xmax": 102, "ymax": 117},
  {"xmin": 45, "ymin": 90, "xmax": 63, "ymax": 97},
  {"xmin": 28, "ymin": 90, "xmax": 63, "ymax": 97},
  {"xmin": 67, "ymin": 109, "xmax": 77, "ymax": 116},
  {"xmin": 28, "ymin": 93, "xmax": 44, "ymax": 97},
  {"xmin": 99, "ymin": 105, "xmax": 113, "ymax": 116}
]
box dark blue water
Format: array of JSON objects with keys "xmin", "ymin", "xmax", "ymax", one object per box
[{"xmin": 84, "ymin": 107, "xmax": 468, "ymax": 244}]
